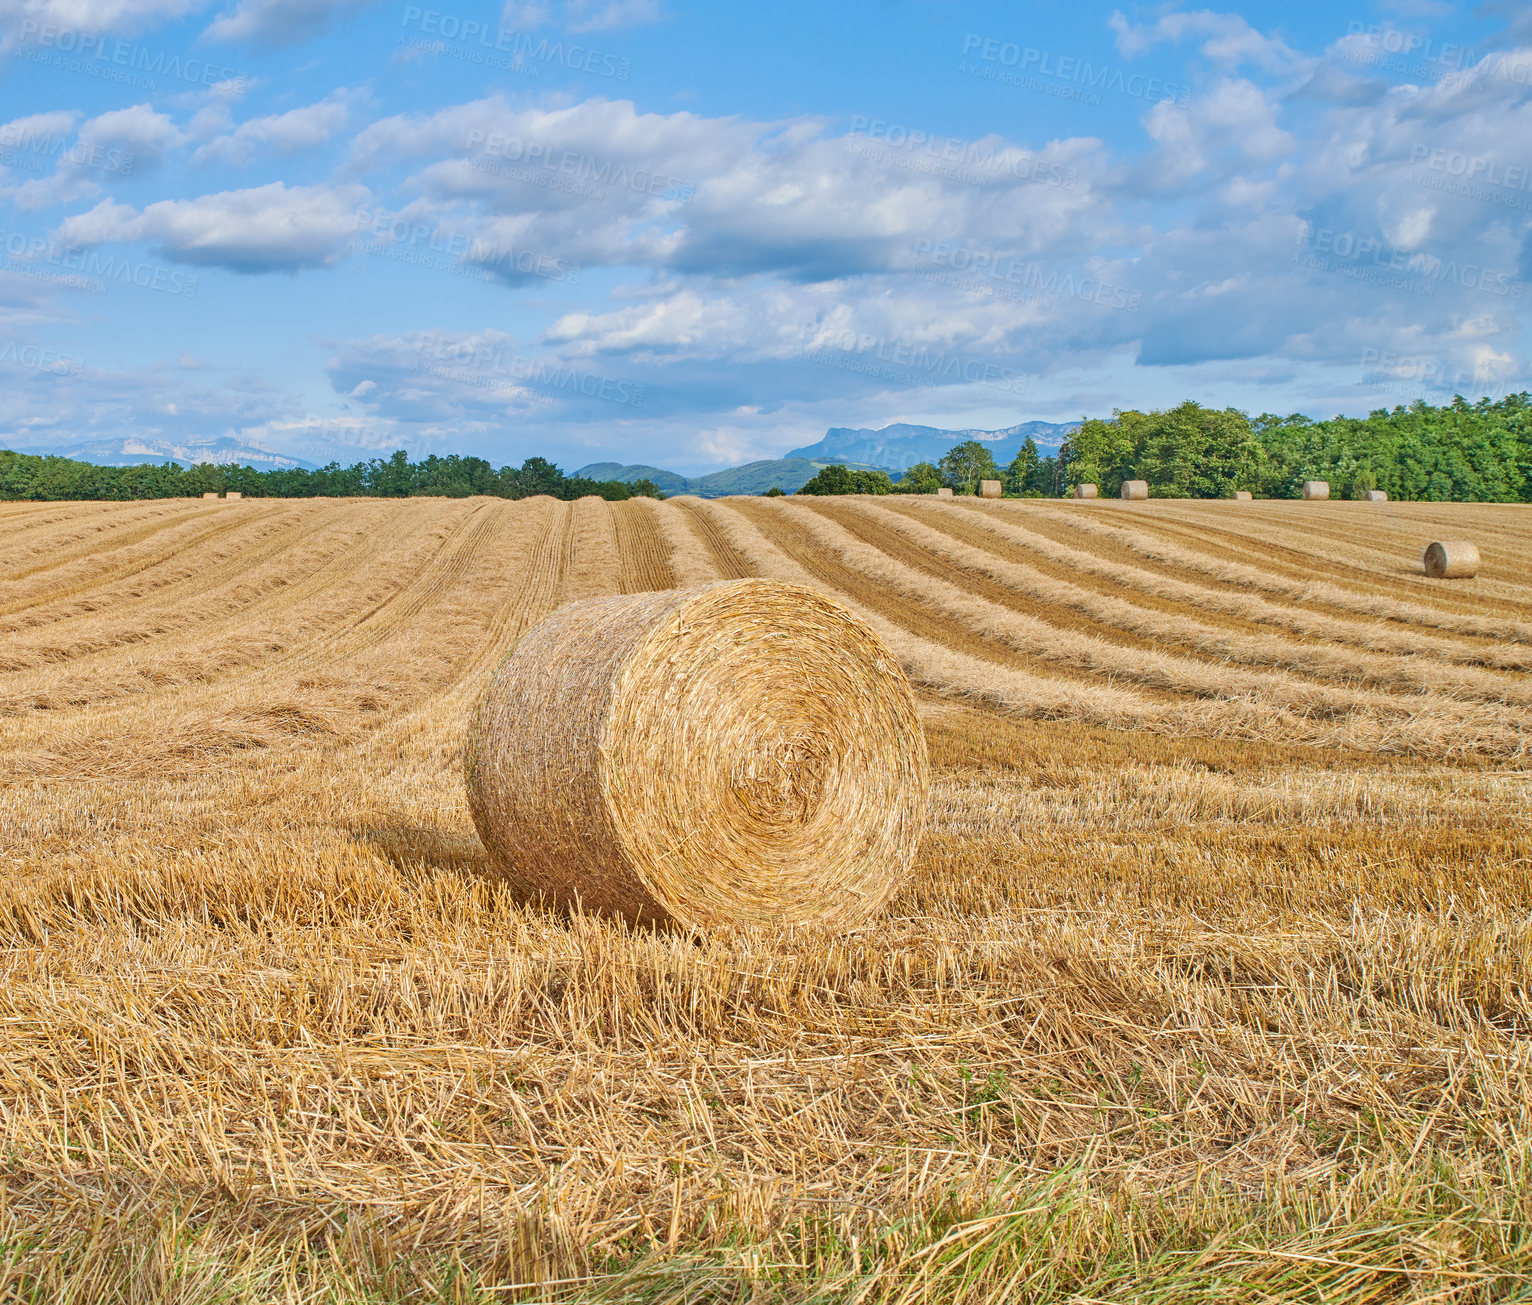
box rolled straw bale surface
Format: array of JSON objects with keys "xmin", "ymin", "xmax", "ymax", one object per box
[
  {"xmin": 1120, "ymin": 480, "xmax": 1148, "ymax": 500},
  {"xmin": 979, "ymin": 479, "xmax": 1002, "ymax": 499},
  {"xmin": 465, "ymin": 579, "xmax": 930, "ymax": 931},
  {"xmin": 1073, "ymin": 483, "xmax": 1098, "ymax": 499},
  {"xmin": 1422, "ymin": 541, "xmax": 1480, "ymax": 579},
  {"xmin": 936, "ymin": 487, "xmax": 954, "ymax": 498},
  {"xmin": 225, "ymin": 491, "xmax": 242, "ymax": 501},
  {"xmin": 1365, "ymin": 489, "xmax": 1388, "ymax": 502},
  {"xmin": 202, "ymin": 492, "xmax": 218, "ymax": 500},
  {"xmin": 1301, "ymin": 480, "xmax": 1329, "ymax": 500},
  {"xmin": 1233, "ymin": 490, "xmax": 1253, "ymax": 500}
]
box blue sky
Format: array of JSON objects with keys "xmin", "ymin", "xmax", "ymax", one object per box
[{"xmin": 1, "ymin": 0, "xmax": 1528, "ymax": 472}]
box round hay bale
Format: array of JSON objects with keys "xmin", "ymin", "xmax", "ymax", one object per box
[
  {"xmin": 1301, "ymin": 480, "xmax": 1329, "ymax": 500},
  {"xmin": 224, "ymin": 491, "xmax": 242, "ymax": 500},
  {"xmin": 202, "ymin": 491, "xmax": 219, "ymax": 500},
  {"xmin": 1233, "ymin": 490, "xmax": 1253, "ymax": 500},
  {"xmin": 1120, "ymin": 480, "xmax": 1148, "ymax": 501},
  {"xmin": 1422, "ymin": 541, "xmax": 1480, "ymax": 579},
  {"xmin": 465, "ymin": 579, "xmax": 930, "ymax": 931},
  {"xmin": 1364, "ymin": 489, "xmax": 1388, "ymax": 502},
  {"xmin": 979, "ymin": 479, "xmax": 1002, "ymax": 499},
  {"xmin": 936, "ymin": 487, "xmax": 954, "ymax": 498},
  {"xmin": 1073, "ymin": 483, "xmax": 1098, "ymax": 499}
]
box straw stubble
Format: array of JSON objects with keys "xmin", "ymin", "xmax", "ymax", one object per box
[{"xmin": 465, "ymin": 578, "xmax": 929, "ymax": 930}]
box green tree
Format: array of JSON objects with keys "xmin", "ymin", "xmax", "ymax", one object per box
[
  {"xmin": 1004, "ymin": 437, "xmax": 1039, "ymax": 495},
  {"xmin": 893, "ymin": 461, "xmax": 942, "ymax": 494},
  {"xmin": 938, "ymin": 440, "xmax": 1001, "ymax": 494}
]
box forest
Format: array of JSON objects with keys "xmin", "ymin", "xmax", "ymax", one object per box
[{"xmin": 795, "ymin": 393, "xmax": 1532, "ymax": 500}]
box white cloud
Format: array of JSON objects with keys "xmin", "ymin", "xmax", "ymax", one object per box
[
  {"xmin": 0, "ymin": 0, "xmax": 209, "ymax": 45},
  {"xmin": 1109, "ymin": 9, "xmax": 1303, "ymax": 72},
  {"xmin": 193, "ymin": 92, "xmax": 357, "ymax": 164},
  {"xmin": 55, "ymin": 181, "xmax": 371, "ymax": 270},
  {"xmin": 203, "ymin": 0, "xmax": 374, "ymax": 45}
]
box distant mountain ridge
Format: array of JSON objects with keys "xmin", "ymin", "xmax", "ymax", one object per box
[
  {"xmin": 12, "ymin": 436, "xmax": 317, "ymax": 472},
  {"xmin": 581, "ymin": 420, "xmax": 1079, "ymax": 497},
  {"xmin": 577, "ymin": 457, "xmax": 890, "ymax": 497},
  {"xmin": 787, "ymin": 421, "xmax": 1077, "ymax": 471}
]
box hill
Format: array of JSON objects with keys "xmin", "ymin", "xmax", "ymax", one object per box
[
  {"xmin": 12, "ymin": 436, "xmax": 317, "ymax": 472},
  {"xmin": 786, "ymin": 420, "xmax": 1078, "ymax": 471},
  {"xmin": 575, "ymin": 457, "xmax": 887, "ymax": 497}
]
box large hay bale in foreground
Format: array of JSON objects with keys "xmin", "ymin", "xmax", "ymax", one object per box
[
  {"xmin": 1233, "ymin": 490, "xmax": 1253, "ymax": 500},
  {"xmin": 1302, "ymin": 480, "xmax": 1329, "ymax": 500},
  {"xmin": 1365, "ymin": 489, "xmax": 1388, "ymax": 502},
  {"xmin": 1422, "ymin": 541, "xmax": 1480, "ymax": 579},
  {"xmin": 979, "ymin": 479, "xmax": 1002, "ymax": 499},
  {"xmin": 936, "ymin": 487, "xmax": 954, "ymax": 498},
  {"xmin": 465, "ymin": 580, "xmax": 930, "ymax": 931},
  {"xmin": 1120, "ymin": 480, "xmax": 1148, "ymax": 500},
  {"xmin": 1073, "ymin": 483, "xmax": 1098, "ymax": 499}
]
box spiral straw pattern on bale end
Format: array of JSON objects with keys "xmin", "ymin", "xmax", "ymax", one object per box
[
  {"xmin": 465, "ymin": 579, "xmax": 931, "ymax": 932},
  {"xmin": 1422, "ymin": 540, "xmax": 1480, "ymax": 579},
  {"xmin": 1120, "ymin": 480, "xmax": 1148, "ymax": 500},
  {"xmin": 979, "ymin": 479, "xmax": 1002, "ymax": 499}
]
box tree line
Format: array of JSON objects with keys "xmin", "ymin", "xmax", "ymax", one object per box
[
  {"xmin": 798, "ymin": 393, "xmax": 1532, "ymax": 501},
  {"xmin": 0, "ymin": 449, "xmax": 666, "ymax": 502},
  {"xmin": 5, "ymin": 392, "xmax": 1530, "ymax": 503}
]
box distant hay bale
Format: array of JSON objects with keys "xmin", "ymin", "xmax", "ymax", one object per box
[
  {"xmin": 202, "ymin": 492, "xmax": 218, "ymax": 500},
  {"xmin": 465, "ymin": 579, "xmax": 930, "ymax": 931},
  {"xmin": 1073, "ymin": 483, "xmax": 1098, "ymax": 499},
  {"xmin": 936, "ymin": 487, "xmax": 954, "ymax": 498},
  {"xmin": 1120, "ymin": 480, "xmax": 1148, "ymax": 500},
  {"xmin": 1233, "ymin": 490, "xmax": 1253, "ymax": 500},
  {"xmin": 1422, "ymin": 541, "xmax": 1480, "ymax": 579},
  {"xmin": 1301, "ymin": 480, "xmax": 1329, "ymax": 500},
  {"xmin": 225, "ymin": 491, "xmax": 243, "ymax": 501},
  {"xmin": 1365, "ymin": 489, "xmax": 1388, "ymax": 502},
  {"xmin": 979, "ymin": 479, "xmax": 1002, "ymax": 499}
]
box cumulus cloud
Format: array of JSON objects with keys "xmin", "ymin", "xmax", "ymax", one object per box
[
  {"xmin": 0, "ymin": 0, "xmax": 209, "ymax": 45},
  {"xmin": 193, "ymin": 91, "xmax": 357, "ymax": 164},
  {"xmin": 1108, "ymin": 8, "xmax": 1304, "ymax": 72},
  {"xmin": 203, "ymin": 0, "xmax": 374, "ymax": 45},
  {"xmin": 55, "ymin": 181, "xmax": 371, "ymax": 271}
]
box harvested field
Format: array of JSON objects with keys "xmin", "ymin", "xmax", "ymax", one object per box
[{"xmin": 1, "ymin": 494, "xmax": 1529, "ymax": 1302}]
